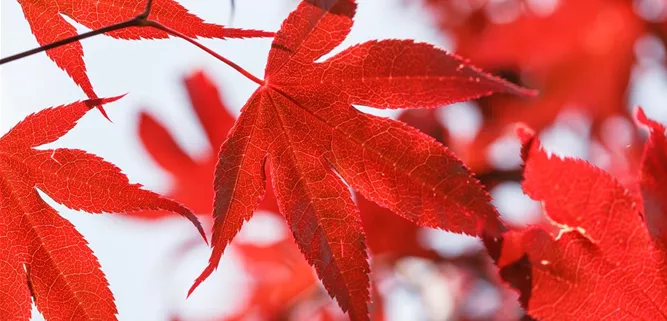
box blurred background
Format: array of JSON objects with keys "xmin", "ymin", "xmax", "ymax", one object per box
[{"xmin": 2, "ymin": 0, "xmax": 667, "ymax": 320}]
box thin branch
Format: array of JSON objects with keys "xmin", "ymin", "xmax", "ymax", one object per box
[
  {"xmin": 0, "ymin": 0, "xmax": 154, "ymax": 65},
  {"xmin": 0, "ymin": 0, "xmax": 264, "ymax": 87},
  {"xmin": 0, "ymin": 20, "xmax": 138, "ymax": 65}
]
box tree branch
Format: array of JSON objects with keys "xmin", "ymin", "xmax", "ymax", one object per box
[
  {"xmin": 1, "ymin": 0, "xmax": 154, "ymax": 65},
  {"xmin": 0, "ymin": 0, "xmax": 264, "ymax": 86}
]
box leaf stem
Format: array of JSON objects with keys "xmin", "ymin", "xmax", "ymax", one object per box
[
  {"xmin": 145, "ymin": 20, "xmax": 265, "ymax": 86},
  {"xmin": 139, "ymin": 0, "xmax": 154, "ymax": 19},
  {"xmin": 0, "ymin": 0, "xmax": 265, "ymax": 87}
]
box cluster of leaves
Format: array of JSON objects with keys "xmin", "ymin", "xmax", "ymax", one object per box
[
  {"xmin": 139, "ymin": 71, "xmax": 520, "ymax": 321},
  {"xmin": 419, "ymin": 0, "xmax": 667, "ymax": 172},
  {"xmin": 5, "ymin": 0, "xmax": 667, "ymax": 320}
]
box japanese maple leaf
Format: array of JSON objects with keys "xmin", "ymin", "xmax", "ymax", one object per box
[
  {"xmin": 424, "ymin": 0, "xmax": 646, "ymax": 172},
  {"xmin": 0, "ymin": 96, "xmax": 205, "ymax": 320},
  {"xmin": 133, "ymin": 70, "xmax": 277, "ymax": 219},
  {"xmin": 15, "ymin": 0, "xmax": 273, "ymax": 117},
  {"xmin": 188, "ymin": 0, "xmax": 532, "ymax": 319},
  {"xmin": 136, "ymin": 75, "xmax": 436, "ymax": 260},
  {"xmin": 136, "ymin": 74, "xmax": 436, "ymax": 259},
  {"xmin": 486, "ymin": 111, "xmax": 667, "ymax": 320}
]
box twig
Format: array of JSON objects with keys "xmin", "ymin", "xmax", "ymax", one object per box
[
  {"xmin": 0, "ymin": 0, "xmax": 264, "ymax": 86},
  {"xmin": 145, "ymin": 20, "xmax": 264, "ymax": 86},
  {"xmin": 0, "ymin": 0, "xmax": 154, "ymax": 65}
]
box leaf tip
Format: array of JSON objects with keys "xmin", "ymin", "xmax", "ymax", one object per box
[
  {"xmin": 636, "ymin": 106, "xmax": 648, "ymax": 124},
  {"xmin": 635, "ymin": 105, "xmax": 665, "ymax": 135},
  {"xmin": 189, "ymin": 215, "xmax": 209, "ymax": 245},
  {"xmin": 84, "ymin": 94, "xmax": 127, "ymax": 122},
  {"xmin": 635, "ymin": 106, "xmax": 654, "ymax": 128},
  {"xmin": 516, "ymin": 123, "xmax": 537, "ymax": 162},
  {"xmin": 187, "ymin": 264, "xmax": 216, "ymax": 298},
  {"xmin": 137, "ymin": 111, "xmax": 153, "ymax": 127},
  {"xmin": 520, "ymin": 87, "xmax": 539, "ymax": 97},
  {"xmin": 501, "ymin": 82, "xmax": 538, "ymax": 98},
  {"xmin": 515, "ymin": 124, "xmax": 535, "ymax": 144}
]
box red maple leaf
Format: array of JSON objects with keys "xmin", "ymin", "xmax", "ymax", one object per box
[
  {"xmin": 0, "ymin": 97, "xmax": 205, "ymax": 320},
  {"xmin": 188, "ymin": 0, "xmax": 533, "ymax": 319},
  {"xmin": 424, "ymin": 0, "xmax": 648, "ymax": 172},
  {"xmin": 147, "ymin": 94, "xmax": 480, "ymax": 319},
  {"xmin": 488, "ymin": 110, "xmax": 667, "ymax": 320},
  {"xmin": 135, "ymin": 72, "xmax": 439, "ymax": 261},
  {"xmin": 134, "ymin": 70, "xmax": 277, "ymax": 219},
  {"xmin": 165, "ymin": 108, "xmax": 510, "ymax": 321},
  {"xmin": 15, "ymin": 0, "xmax": 273, "ymax": 118}
]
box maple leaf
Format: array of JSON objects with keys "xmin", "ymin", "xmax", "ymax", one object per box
[
  {"xmin": 134, "ymin": 73, "xmax": 441, "ymax": 264},
  {"xmin": 156, "ymin": 106, "xmax": 501, "ymax": 320},
  {"xmin": 187, "ymin": 0, "xmax": 532, "ymax": 319},
  {"xmin": 0, "ymin": 97, "xmax": 205, "ymax": 320},
  {"xmin": 486, "ymin": 112, "xmax": 667, "ymax": 320},
  {"xmin": 135, "ymin": 74, "xmax": 442, "ymax": 261},
  {"xmin": 133, "ymin": 70, "xmax": 277, "ymax": 219},
  {"xmin": 424, "ymin": 0, "xmax": 646, "ymax": 172},
  {"xmin": 15, "ymin": 0, "xmax": 273, "ymax": 117},
  {"xmin": 134, "ymin": 73, "xmax": 439, "ymax": 262}
]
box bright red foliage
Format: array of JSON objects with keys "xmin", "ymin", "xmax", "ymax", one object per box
[
  {"xmin": 14, "ymin": 0, "xmax": 667, "ymax": 319},
  {"xmin": 188, "ymin": 0, "xmax": 532, "ymax": 319},
  {"xmin": 0, "ymin": 97, "xmax": 204, "ymax": 320},
  {"xmin": 137, "ymin": 76, "xmax": 450, "ymax": 320},
  {"xmin": 135, "ymin": 72, "xmax": 441, "ymax": 262},
  {"xmin": 134, "ymin": 71, "xmax": 277, "ymax": 219},
  {"xmin": 143, "ymin": 90, "xmax": 521, "ymax": 320},
  {"xmin": 425, "ymin": 0, "xmax": 652, "ymax": 172},
  {"xmin": 16, "ymin": 0, "xmax": 273, "ymax": 117},
  {"xmin": 490, "ymin": 113, "xmax": 667, "ymax": 320}
]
